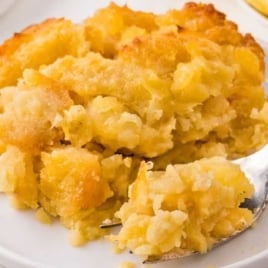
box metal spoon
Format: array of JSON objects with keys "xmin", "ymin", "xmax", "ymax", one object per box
[{"xmin": 100, "ymin": 144, "xmax": 268, "ymax": 263}]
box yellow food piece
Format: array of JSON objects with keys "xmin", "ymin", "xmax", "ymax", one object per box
[
  {"xmin": 68, "ymin": 228, "xmax": 89, "ymax": 247},
  {"xmin": 118, "ymin": 262, "xmax": 135, "ymax": 268},
  {"xmin": 246, "ymin": 0, "xmax": 268, "ymax": 16},
  {"xmin": 0, "ymin": 18, "xmax": 89, "ymax": 88},
  {"xmin": 0, "ymin": 145, "xmax": 38, "ymax": 208},
  {"xmin": 35, "ymin": 208, "xmax": 53, "ymax": 225},
  {"xmin": 0, "ymin": 70, "xmax": 72, "ymax": 154},
  {"xmin": 0, "ymin": 2, "xmax": 265, "ymax": 249},
  {"xmin": 112, "ymin": 159, "xmax": 254, "ymax": 257},
  {"xmin": 40, "ymin": 147, "xmax": 113, "ymax": 217},
  {"xmin": 83, "ymin": 2, "xmax": 157, "ymax": 57}
]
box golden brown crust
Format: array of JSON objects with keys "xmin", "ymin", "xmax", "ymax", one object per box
[
  {"xmin": 156, "ymin": 2, "xmax": 264, "ymax": 71},
  {"xmin": 118, "ymin": 30, "xmax": 191, "ymax": 76},
  {"xmin": 0, "ymin": 70, "xmax": 73, "ymax": 154},
  {"xmin": 0, "ymin": 18, "xmax": 64, "ymax": 56},
  {"xmin": 0, "ymin": 18, "xmax": 89, "ymax": 88},
  {"xmin": 83, "ymin": 2, "xmax": 157, "ymax": 57}
]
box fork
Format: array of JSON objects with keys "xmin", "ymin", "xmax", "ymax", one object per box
[{"xmin": 100, "ymin": 144, "xmax": 268, "ymax": 264}]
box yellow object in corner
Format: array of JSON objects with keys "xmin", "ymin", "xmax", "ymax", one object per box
[{"xmin": 246, "ymin": 0, "xmax": 268, "ymax": 16}]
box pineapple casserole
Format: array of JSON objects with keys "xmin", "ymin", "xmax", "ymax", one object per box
[{"xmin": 0, "ymin": 1, "xmax": 267, "ymax": 258}]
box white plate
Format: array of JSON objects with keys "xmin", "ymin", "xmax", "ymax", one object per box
[{"xmin": 0, "ymin": 1, "xmax": 267, "ymax": 267}]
